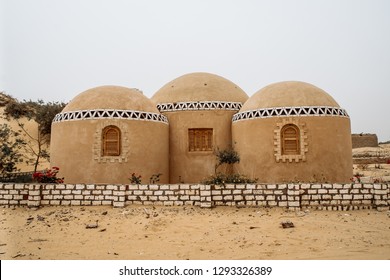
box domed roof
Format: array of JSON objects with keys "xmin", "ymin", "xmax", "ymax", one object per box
[
  {"xmin": 151, "ymin": 72, "xmax": 248, "ymax": 103},
  {"xmin": 241, "ymin": 81, "xmax": 340, "ymax": 111},
  {"xmin": 62, "ymin": 85, "xmax": 159, "ymax": 113}
]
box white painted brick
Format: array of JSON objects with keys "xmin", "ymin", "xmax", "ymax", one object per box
[
  {"xmin": 190, "ymin": 185, "xmax": 200, "ymax": 190},
  {"xmin": 222, "ymin": 190, "xmax": 231, "ymax": 195},
  {"xmin": 147, "ymin": 185, "xmax": 157, "ymax": 190},
  {"xmin": 75, "ymin": 184, "xmax": 85, "ymax": 190},
  {"xmin": 79, "ymin": 201, "xmax": 91, "ymax": 206},
  {"xmin": 200, "ymin": 191, "xmax": 211, "ymax": 196},
  {"xmin": 318, "ymin": 189, "xmax": 327, "ymax": 194},
  {"xmin": 64, "ymin": 195, "xmax": 73, "ymax": 200},
  {"xmin": 236, "ymin": 184, "xmax": 246, "ymax": 189},
  {"xmin": 225, "ymin": 184, "xmax": 235, "ymax": 189},
  {"xmin": 62, "ymin": 190, "xmax": 71, "ymax": 195},
  {"xmin": 159, "ymin": 196, "xmax": 169, "ymax": 201},
  {"xmin": 246, "ymin": 184, "xmax": 256, "ymax": 189},
  {"xmin": 375, "ymin": 190, "xmax": 387, "ymax": 195},
  {"xmin": 170, "ymin": 185, "xmax": 180, "ymax": 190},
  {"xmin": 190, "ymin": 196, "xmax": 200, "ymax": 201},
  {"xmin": 133, "ymin": 190, "xmax": 143, "ymax": 195},
  {"xmin": 14, "ymin": 184, "xmax": 25, "ymax": 190},
  {"xmin": 200, "ymin": 202, "xmax": 212, "ymax": 208},
  {"xmin": 164, "ymin": 201, "xmax": 174, "ymax": 206},
  {"xmin": 113, "ymin": 201, "xmax": 124, "ymax": 207},
  {"xmin": 113, "ymin": 191, "xmax": 125, "ymax": 196},
  {"xmin": 29, "ymin": 191, "xmax": 40, "ymax": 196},
  {"xmin": 288, "ymin": 201, "xmax": 300, "ymax": 207},
  {"xmin": 245, "ymin": 195, "xmax": 255, "ymax": 200},
  {"xmin": 74, "ymin": 195, "xmax": 83, "ymax": 200},
  {"xmin": 94, "ymin": 195, "xmax": 104, "ymax": 200},
  {"xmin": 179, "ymin": 184, "xmax": 190, "ymax": 190},
  {"xmin": 50, "ymin": 200, "xmax": 60, "ymax": 205}
]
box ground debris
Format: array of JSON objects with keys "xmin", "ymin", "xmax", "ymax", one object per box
[
  {"xmin": 12, "ymin": 253, "xmax": 26, "ymax": 258},
  {"xmin": 86, "ymin": 220, "xmax": 99, "ymax": 229},
  {"xmin": 280, "ymin": 221, "xmax": 295, "ymax": 228}
]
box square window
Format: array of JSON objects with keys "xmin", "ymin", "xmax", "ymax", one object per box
[{"xmin": 188, "ymin": 128, "xmax": 213, "ymax": 152}]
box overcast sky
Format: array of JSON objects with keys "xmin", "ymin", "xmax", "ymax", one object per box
[{"xmin": 1, "ymin": 0, "xmax": 389, "ymax": 141}]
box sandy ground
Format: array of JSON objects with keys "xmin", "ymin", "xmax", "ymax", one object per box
[{"xmin": 0, "ymin": 205, "xmax": 389, "ymax": 260}]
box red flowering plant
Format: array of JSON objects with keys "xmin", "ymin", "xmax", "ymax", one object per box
[
  {"xmin": 33, "ymin": 167, "xmax": 64, "ymax": 183},
  {"xmin": 129, "ymin": 172, "xmax": 142, "ymax": 184}
]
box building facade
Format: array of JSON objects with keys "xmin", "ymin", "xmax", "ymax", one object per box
[{"xmin": 50, "ymin": 73, "xmax": 353, "ymax": 184}]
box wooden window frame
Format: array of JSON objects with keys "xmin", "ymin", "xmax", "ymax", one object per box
[
  {"xmin": 188, "ymin": 128, "xmax": 213, "ymax": 152},
  {"xmin": 102, "ymin": 126, "xmax": 121, "ymax": 156},
  {"xmin": 281, "ymin": 124, "xmax": 300, "ymax": 155}
]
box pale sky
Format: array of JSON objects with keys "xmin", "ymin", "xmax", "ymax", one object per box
[{"xmin": 1, "ymin": 0, "xmax": 389, "ymax": 141}]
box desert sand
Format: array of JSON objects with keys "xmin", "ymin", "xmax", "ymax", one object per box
[{"xmin": 0, "ymin": 205, "xmax": 389, "ymax": 260}]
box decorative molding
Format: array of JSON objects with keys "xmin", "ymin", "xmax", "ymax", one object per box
[
  {"xmin": 93, "ymin": 121, "xmax": 129, "ymax": 163},
  {"xmin": 274, "ymin": 118, "xmax": 308, "ymax": 163},
  {"xmin": 53, "ymin": 109, "xmax": 169, "ymax": 124},
  {"xmin": 232, "ymin": 106, "xmax": 349, "ymax": 122},
  {"xmin": 156, "ymin": 101, "xmax": 243, "ymax": 112}
]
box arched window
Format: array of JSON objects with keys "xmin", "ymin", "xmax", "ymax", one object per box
[
  {"xmin": 102, "ymin": 126, "xmax": 121, "ymax": 156},
  {"xmin": 281, "ymin": 124, "xmax": 300, "ymax": 155}
]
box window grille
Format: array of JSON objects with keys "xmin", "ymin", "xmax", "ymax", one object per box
[
  {"xmin": 102, "ymin": 126, "xmax": 121, "ymax": 156},
  {"xmin": 188, "ymin": 128, "xmax": 213, "ymax": 152}
]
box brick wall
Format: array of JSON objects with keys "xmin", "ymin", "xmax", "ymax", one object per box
[
  {"xmin": 0, "ymin": 183, "xmax": 389, "ymax": 210},
  {"xmin": 352, "ymin": 134, "xmax": 378, "ymax": 148}
]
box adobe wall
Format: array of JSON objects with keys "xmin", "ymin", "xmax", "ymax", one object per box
[
  {"xmin": 1, "ymin": 183, "xmax": 388, "ymax": 211},
  {"xmin": 352, "ymin": 134, "xmax": 378, "ymax": 148}
]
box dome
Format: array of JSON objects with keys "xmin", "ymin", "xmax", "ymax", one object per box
[
  {"xmin": 62, "ymin": 85, "xmax": 159, "ymax": 113},
  {"xmin": 151, "ymin": 72, "xmax": 248, "ymax": 103},
  {"xmin": 240, "ymin": 81, "xmax": 340, "ymax": 111}
]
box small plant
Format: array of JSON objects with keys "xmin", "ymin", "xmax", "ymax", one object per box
[
  {"xmin": 32, "ymin": 167, "xmax": 64, "ymax": 183},
  {"xmin": 149, "ymin": 173, "xmax": 162, "ymax": 184},
  {"xmin": 129, "ymin": 172, "xmax": 142, "ymax": 184},
  {"xmin": 214, "ymin": 147, "xmax": 240, "ymax": 174},
  {"xmin": 350, "ymin": 172, "xmax": 363, "ymax": 183},
  {"xmin": 202, "ymin": 172, "xmax": 258, "ymax": 185}
]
